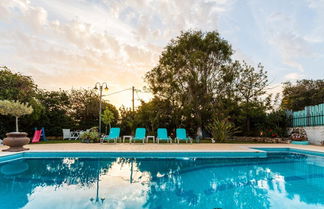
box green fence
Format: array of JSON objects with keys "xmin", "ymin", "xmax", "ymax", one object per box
[{"xmin": 287, "ymin": 103, "xmax": 324, "ymax": 127}]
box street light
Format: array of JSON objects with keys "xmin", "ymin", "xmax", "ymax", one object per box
[
  {"xmin": 90, "ymin": 160, "xmax": 105, "ymax": 206},
  {"xmin": 94, "ymin": 82, "xmax": 108, "ymax": 136}
]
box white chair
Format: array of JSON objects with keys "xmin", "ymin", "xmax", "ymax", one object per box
[
  {"xmin": 62, "ymin": 129, "xmax": 78, "ymax": 140},
  {"xmin": 71, "ymin": 131, "xmax": 80, "ymax": 140}
]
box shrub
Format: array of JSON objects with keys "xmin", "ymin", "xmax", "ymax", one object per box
[
  {"xmin": 79, "ymin": 127, "xmax": 99, "ymax": 143},
  {"xmin": 258, "ymin": 110, "xmax": 289, "ymax": 137},
  {"xmin": 208, "ymin": 119, "xmax": 238, "ymax": 142}
]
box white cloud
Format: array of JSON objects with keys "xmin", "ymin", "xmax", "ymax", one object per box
[
  {"xmin": 284, "ymin": 72, "xmax": 305, "ymax": 80},
  {"xmin": 0, "ymin": 0, "xmax": 232, "ymax": 107},
  {"xmin": 24, "ymin": 5, "xmax": 48, "ymax": 31},
  {"xmin": 265, "ymin": 12, "xmax": 316, "ymax": 72}
]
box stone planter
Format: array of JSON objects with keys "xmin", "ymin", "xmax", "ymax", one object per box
[{"xmin": 2, "ymin": 132, "xmax": 30, "ymax": 152}]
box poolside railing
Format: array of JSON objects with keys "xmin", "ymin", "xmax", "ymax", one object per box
[{"xmin": 287, "ymin": 103, "xmax": 324, "ymax": 127}]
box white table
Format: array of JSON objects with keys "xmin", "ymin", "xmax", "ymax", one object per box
[
  {"xmin": 123, "ymin": 135, "xmax": 133, "ymax": 143},
  {"xmin": 146, "ymin": 136, "xmax": 155, "ymax": 143}
]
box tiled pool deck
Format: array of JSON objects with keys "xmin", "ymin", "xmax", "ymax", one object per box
[{"xmin": 0, "ymin": 143, "xmax": 324, "ymax": 157}]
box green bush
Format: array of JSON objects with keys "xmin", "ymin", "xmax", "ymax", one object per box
[
  {"xmin": 257, "ymin": 110, "xmax": 290, "ymax": 137},
  {"xmin": 208, "ymin": 119, "xmax": 238, "ymax": 142},
  {"xmin": 80, "ymin": 127, "xmax": 99, "ymax": 143}
]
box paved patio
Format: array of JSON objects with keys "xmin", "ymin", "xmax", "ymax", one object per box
[{"xmin": 1, "ymin": 143, "xmax": 324, "ymax": 157}]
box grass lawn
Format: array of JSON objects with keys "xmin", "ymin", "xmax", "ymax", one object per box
[
  {"xmin": 37, "ymin": 140, "xmax": 82, "ymax": 144},
  {"xmin": 34, "ymin": 139, "xmax": 274, "ymax": 144}
]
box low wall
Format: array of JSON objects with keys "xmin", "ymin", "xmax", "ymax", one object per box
[
  {"xmin": 232, "ymin": 136, "xmax": 289, "ymax": 143},
  {"xmin": 295, "ymin": 126, "xmax": 324, "ymax": 145},
  {"xmin": 288, "ymin": 126, "xmax": 324, "ymax": 145}
]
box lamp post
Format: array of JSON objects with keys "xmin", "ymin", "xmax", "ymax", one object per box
[
  {"xmin": 90, "ymin": 160, "xmax": 105, "ymax": 206},
  {"xmin": 94, "ymin": 82, "xmax": 108, "ymax": 136}
]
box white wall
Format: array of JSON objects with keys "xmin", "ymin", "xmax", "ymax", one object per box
[
  {"xmin": 289, "ymin": 126, "xmax": 324, "ymax": 145},
  {"xmin": 303, "ymin": 126, "xmax": 324, "ymax": 145}
]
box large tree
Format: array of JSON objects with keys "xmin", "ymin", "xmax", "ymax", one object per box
[
  {"xmin": 145, "ymin": 31, "xmax": 233, "ymax": 132},
  {"xmin": 36, "ymin": 90, "xmax": 74, "ymax": 136},
  {"xmin": 0, "ymin": 66, "xmax": 43, "ymax": 137},
  {"xmin": 234, "ymin": 61, "xmax": 270, "ymax": 133},
  {"xmin": 145, "ymin": 30, "xmax": 272, "ymax": 136},
  {"xmin": 135, "ymin": 97, "xmax": 176, "ymax": 135},
  {"xmin": 118, "ymin": 106, "xmax": 136, "ymax": 135},
  {"xmin": 0, "ymin": 66, "xmax": 37, "ymax": 101},
  {"xmin": 69, "ymin": 89, "xmax": 118, "ymax": 131},
  {"xmin": 281, "ymin": 79, "xmax": 324, "ymax": 111}
]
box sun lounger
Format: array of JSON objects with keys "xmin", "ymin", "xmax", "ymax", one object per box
[
  {"xmin": 132, "ymin": 128, "xmax": 146, "ymax": 143},
  {"xmin": 156, "ymin": 128, "xmax": 172, "ymax": 143},
  {"xmin": 175, "ymin": 128, "xmax": 192, "ymax": 144},
  {"xmin": 102, "ymin": 127, "xmax": 120, "ymax": 143}
]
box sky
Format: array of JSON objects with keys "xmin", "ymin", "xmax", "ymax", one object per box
[{"xmin": 0, "ymin": 0, "xmax": 323, "ymax": 108}]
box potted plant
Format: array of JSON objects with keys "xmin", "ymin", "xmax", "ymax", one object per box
[
  {"xmin": 290, "ymin": 127, "xmax": 308, "ymax": 141},
  {"xmin": 0, "ymin": 100, "xmax": 33, "ymax": 152},
  {"xmin": 80, "ymin": 128, "xmax": 99, "ymax": 143}
]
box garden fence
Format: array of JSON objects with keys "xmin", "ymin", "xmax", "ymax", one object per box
[{"xmin": 287, "ymin": 103, "xmax": 324, "ymax": 127}]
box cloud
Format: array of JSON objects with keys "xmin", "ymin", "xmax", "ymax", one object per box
[
  {"xmin": 0, "ymin": 0, "xmax": 232, "ymax": 107},
  {"xmin": 266, "ymin": 12, "xmax": 316, "ymax": 72},
  {"xmin": 270, "ymin": 33, "xmax": 312, "ymax": 72},
  {"xmin": 284, "ymin": 72, "xmax": 305, "ymax": 80}
]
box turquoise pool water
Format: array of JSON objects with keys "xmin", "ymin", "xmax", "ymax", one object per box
[{"xmin": 0, "ymin": 150, "xmax": 324, "ymax": 209}]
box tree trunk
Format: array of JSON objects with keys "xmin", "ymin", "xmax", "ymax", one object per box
[
  {"xmin": 16, "ymin": 116, "xmax": 19, "ymax": 132},
  {"xmin": 246, "ymin": 116, "xmax": 250, "ymax": 133},
  {"xmin": 196, "ymin": 126, "xmax": 202, "ymax": 143},
  {"xmin": 245, "ymin": 102, "xmax": 251, "ymax": 134}
]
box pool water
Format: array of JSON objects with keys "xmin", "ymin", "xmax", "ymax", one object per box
[{"xmin": 1, "ymin": 152, "xmax": 324, "ymax": 209}]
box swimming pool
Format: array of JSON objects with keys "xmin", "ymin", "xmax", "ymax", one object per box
[{"xmin": 0, "ymin": 149, "xmax": 324, "ymax": 209}]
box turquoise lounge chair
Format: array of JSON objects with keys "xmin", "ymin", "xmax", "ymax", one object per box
[
  {"xmin": 132, "ymin": 128, "xmax": 146, "ymax": 143},
  {"xmin": 176, "ymin": 128, "xmax": 192, "ymax": 144},
  {"xmin": 157, "ymin": 128, "xmax": 172, "ymax": 143},
  {"xmin": 102, "ymin": 127, "xmax": 120, "ymax": 143}
]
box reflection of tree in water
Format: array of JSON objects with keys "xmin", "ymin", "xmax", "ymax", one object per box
[
  {"xmin": 26, "ymin": 158, "xmax": 114, "ymax": 185},
  {"xmin": 0, "ymin": 158, "xmax": 114, "ymax": 209},
  {"xmin": 0, "ymin": 159, "xmax": 32, "ymax": 209},
  {"xmin": 142, "ymin": 158, "xmax": 273, "ymax": 209},
  {"xmin": 139, "ymin": 155, "xmax": 304, "ymax": 209},
  {"xmin": 141, "ymin": 154, "xmax": 324, "ymax": 209},
  {"xmin": 268, "ymin": 154, "xmax": 324, "ymax": 205}
]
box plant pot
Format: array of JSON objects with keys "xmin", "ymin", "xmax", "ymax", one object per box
[
  {"xmin": 291, "ymin": 136, "xmax": 306, "ymax": 141},
  {"xmin": 2, "ymin": 132, "xmax": 30, "ymax": 152}
]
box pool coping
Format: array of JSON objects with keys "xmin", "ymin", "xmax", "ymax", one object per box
[
  {"xmin": 1, "ymin": 144, "xmax": 324, "ymax": 163},
  {"xmin": 0, "ymin": 150, "xmax": 267, "ymax": 163}
]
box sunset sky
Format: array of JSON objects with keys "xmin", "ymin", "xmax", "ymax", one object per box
[{"xmin": 1, "ymin": 0, "xmax": 323, "ymax": 108}]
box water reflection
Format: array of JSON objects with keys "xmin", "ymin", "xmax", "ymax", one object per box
[
  {"xmin": 1, "ymin": 159, "xmax": 29, "ymax": 175},
  {"xmin": 0, "ymin": 153, "xmax": 324, "ymax": 209}
]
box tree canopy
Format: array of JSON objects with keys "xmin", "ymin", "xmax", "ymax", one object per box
[
  {"xmin": 145, "ymin": 31, "xmax": 273, "ymax": 136},
  {"xmin": 0, "ymin": 67, "xmax": 119, "ymax": 138},
  {"xmin": 0, "ymin": 100, "xmax": 33, "ymax": 132},
  {"xmin": 102, "ymin": 108, "xmax": 115, "ymax": 134},
  {"xmin": 281, "ymin": 79, "xmax": 324, "ymax": 111},
  {"xmin": 145, "ymin": 31, "xmax": 233, "ymax": 130}
]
